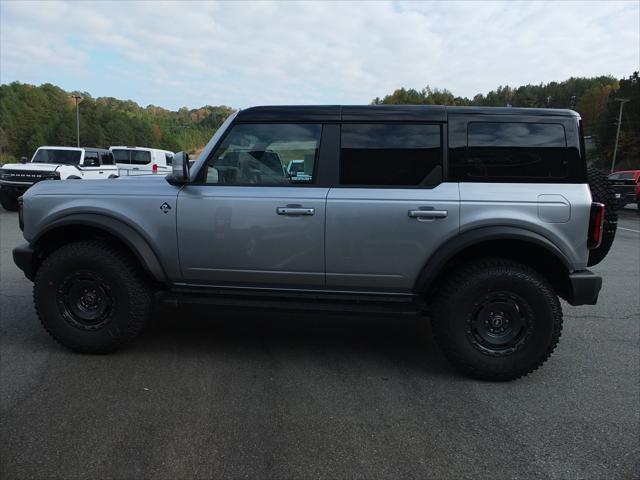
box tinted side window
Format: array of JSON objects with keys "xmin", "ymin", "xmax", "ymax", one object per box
[
  {"xmin": 131, "ymin": 150, "xmax": 151, "ymax": 165},
  {"xmin": 83, "ymin": 151, "xmax": 100, "ymax": 166},
  {"xmin": 112, "ymin": 149, "xmax": 130, "ymax": 164},
  {"xmin": 205, "ymin": 124, "xmax": 321, "ymax": 185},
  {"xmin": 165, "ymin": 153, "xmax": 173, "ymax": 166},
  {"xmin": 450, "ymin": 122, "xmax": 579, "ymax": 182},
  {"xmin": 340, "ymin": 124, "xmax": 442, "ymax": 186},
  {"xmin": 101, "ymin": 152, "xmax": 114, "ymax": 165}
]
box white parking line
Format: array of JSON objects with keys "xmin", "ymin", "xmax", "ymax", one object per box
[{"xmin": 618, "ymin": 227, "xmax": 640, "ymax": 233}]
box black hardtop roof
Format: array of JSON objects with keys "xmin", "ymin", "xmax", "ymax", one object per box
[{"xmin": 236, "ymin": 105, "xmax": 579, "ymax": 122}]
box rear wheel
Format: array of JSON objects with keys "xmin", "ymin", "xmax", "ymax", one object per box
[
  {"xmin": 34, "ymin": 241, "xmax": 153, "ymax": 353},
  {"xmin": 587, "ymin": 167, "xmax": 617, "ymax": 266},
  {"xmin": 431, "ymin": 259, "xmax": 562, "ymax": 381},
  {"xmin": 0, "ymin": 189, "xmax": 19, "ymax": 211}
]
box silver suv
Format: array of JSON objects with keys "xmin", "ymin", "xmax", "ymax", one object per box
[{"xmin": 12, "ymin": 106, "xmax": 614, "ymax": 381}]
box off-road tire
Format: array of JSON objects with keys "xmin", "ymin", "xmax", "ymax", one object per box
[
  {"xmin": 34, "ymin": 241, "xmax": 153, "ymax": 353},
  {"xmin": 0, "ymin": 190, "xmax": 19, "ymax": 211},
  {"xmin": 587, "ymin": 167, "xmax": 617, "ymax": 266},
  {"xmin": 431, "ymin": 259, "xmax": 563, "ymax": 381}
]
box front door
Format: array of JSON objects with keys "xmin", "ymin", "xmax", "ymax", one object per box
[
  {"xmin": 177, "ymin": 123, "xmax": 327, "ymax": 288},
  {"xmin": 79, "ymin": 150, "xmax": 106, "ymax": 179}
]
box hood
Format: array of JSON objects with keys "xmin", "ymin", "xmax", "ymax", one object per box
[
  {"xmin": 1, "ymin": 162, "xmax": 67, "ymax": 172},
  {"xmin": 24, "ymin": 173, "xmax": 179, "ymax": 198}
]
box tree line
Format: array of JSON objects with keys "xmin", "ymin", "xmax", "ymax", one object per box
[
  {"xmin": 1, "ymin": 74, "xmax": 637, "ymax": 170},
  {"xmin": 0, "ymin": 82, "xmax": 234, "ymax": 163},
  {"xmin": 373, "ymin": 72, "xmax": 639, "ymax": 171}
]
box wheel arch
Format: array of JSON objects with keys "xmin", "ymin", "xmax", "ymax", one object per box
[
  {"xmin": 415, "ymin": 226, "xmax": 573, "ymax": 299},
  {"xmin": 32, "ymin": 214, "xmax": 167, "ymax": 283}
]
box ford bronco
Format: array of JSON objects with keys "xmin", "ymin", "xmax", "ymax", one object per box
[
  {"xmin": 12, "ymin": 106, "xmax": 617, "ymax": 380},
  {"xmin": 0, "ymin": 146, "xmax": 117, "ymax": 211}
]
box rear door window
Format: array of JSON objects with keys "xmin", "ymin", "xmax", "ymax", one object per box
[
  {"xmin": 83, "ymin": 150, "xmax": 101, "ymax": 167},
  {"xmin": 112, "ymin": 149, "xmax": 130, "ymax": 164},
  {"xmin": 101, "ymin": 152, "xmax": 115, "ymax": 165},
  {"xmin": 340, "ymin": 124, "xmax": 442, "ymax": 186},
  {"xmin": 131, "ymin": 150, "xmax": 151, "ymax": 165}
]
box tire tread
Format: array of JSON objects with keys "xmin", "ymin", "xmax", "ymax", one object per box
[
  {"xmin": 431, "ymin": 258, "xmax": 563, "ymax": 381},
  {"xmin": 34, "ymin": 240, "xmax": 152, "ymax": 353}
]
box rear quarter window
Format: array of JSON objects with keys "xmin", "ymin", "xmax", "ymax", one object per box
[{"xmin": 450, "ymin": 121, "xmax": 583, "ymax": 183}]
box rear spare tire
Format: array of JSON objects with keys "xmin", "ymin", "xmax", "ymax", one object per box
[
  {"xmin": 587, "ymin": 167, "xmax": 617, "ymax": 266},
  {"xmin": 34, "ymin": 241, "xmax": 153, "ymax": 353}
]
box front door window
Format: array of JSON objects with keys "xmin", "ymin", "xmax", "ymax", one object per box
[{"xmin": 205, "ymin": 124, "xmax": 321, "ymax": 185}]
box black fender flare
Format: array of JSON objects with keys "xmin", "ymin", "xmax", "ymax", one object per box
[
  {"xmin": 413, "ymin": 226, "xmax": 573, "ymax": 294},
  {"xmin": 34, "ymin": 213, "xmax": 167, "ymax": 282}
]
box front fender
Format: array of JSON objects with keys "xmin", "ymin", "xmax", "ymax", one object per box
[{"xmin": 33, "ymin": 213, "xmax": 168, "ymax": 282}]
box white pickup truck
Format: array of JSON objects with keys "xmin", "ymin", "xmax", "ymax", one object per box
[{"xmin": 0, "ymin": 146, "xmax": 118, "ymax": 210}]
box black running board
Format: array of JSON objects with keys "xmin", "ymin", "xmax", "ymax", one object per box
[{"xmin": 161, "ymin": 284, "xmax": 424, "ymax": 317}]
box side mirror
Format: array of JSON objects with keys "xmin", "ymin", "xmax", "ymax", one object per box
[
  {"xmin": 171, "ymin": 151, "xmax": 190, "ymax": 183},
  {"xmin": 20, "ymin": 156, "xmax": 28, "ymax": 164}
]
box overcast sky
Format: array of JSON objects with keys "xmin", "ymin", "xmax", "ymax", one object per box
[{"xmin": 1, "ymin": 1, "xmax": 638, "ymax": 110}]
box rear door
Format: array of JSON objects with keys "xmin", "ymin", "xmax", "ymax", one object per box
[
  {"xmin": 325, "ymin": 123, "xmax": 460, "ymax": 293},
  {"xmin": 177, "ymin": 123, "xmax": 329, "ymax": 288}
]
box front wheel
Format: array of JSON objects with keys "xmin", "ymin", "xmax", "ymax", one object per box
[
  {"xmin": 34, "ymin": 241, "xmax": 153, "ymax": 353},
  {"xmin": 431, "ymin": 259, "xmax": 562, "ymax": 381},
  {"xmin": 0, "ymin": 189, "xmax": 19, "ymax": 211}
]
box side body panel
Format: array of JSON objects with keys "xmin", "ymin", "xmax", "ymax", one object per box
[
  {"xmin": 177, "ymin": 186, "xmax": 329, "ymax": 287},
  {"xmin": 325, "ymin": 184, "xmax": 460, "ymax": 292}
]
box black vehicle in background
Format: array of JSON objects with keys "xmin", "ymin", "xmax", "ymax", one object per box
[{"xmin": 608, "ymin": 170, "xmax": 640, "ymax": 210}]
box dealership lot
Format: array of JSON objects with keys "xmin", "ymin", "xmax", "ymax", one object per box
[{"xmin": 0, "ymin": 208, "xmax": 638, "ymax": 479}]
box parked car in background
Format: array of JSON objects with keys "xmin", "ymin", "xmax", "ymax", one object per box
[
  {"xmin": 0, "ymin": 146, "xmax": 117, "ymax": 211},
  {"xmin": 608, "ymin": 169, "xmax": 640, "ymax": 209},
  {"xmin": 110, "ymin": 146, "xmax": 174, "ymax": 176}
]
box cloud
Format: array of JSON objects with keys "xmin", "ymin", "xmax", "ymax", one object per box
[{"xmin": 1, "ymin": 0, "xmax": 638, "ymax": 109}]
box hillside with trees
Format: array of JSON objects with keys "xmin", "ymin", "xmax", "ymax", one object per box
[
  {"xmin": 373, "ymin": 72, "xmax": 639, "ymax": 171},
  {"xmin": 0, "ymin": 82, "xmax": 234, "ymax": 163},
  {"xmin": 1, "ymin": 74, "xmax": 637, "ymax": 171}
]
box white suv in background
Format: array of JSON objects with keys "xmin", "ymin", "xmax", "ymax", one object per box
[
  {"xmin": 0, "ymin": 146, "xmax": 117, "ymax": 210},
  {"xmin": 110, "ymin": 146, "xmax": 175, "ymax": 176}
]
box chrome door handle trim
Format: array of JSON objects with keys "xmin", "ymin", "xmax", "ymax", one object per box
[
  {"xmin": 408, "ymin": 209, "xmax": 448, "ymax": 219},
  {"xmin": 277, "ymin": 207, "xmax": 315, "ymax": 216}
]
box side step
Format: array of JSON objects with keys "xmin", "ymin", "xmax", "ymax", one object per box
[{"xmin": 161, "ymin": 285, "xmax": 424, "ymax": 317}]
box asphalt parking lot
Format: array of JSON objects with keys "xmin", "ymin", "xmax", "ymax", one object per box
[{"xmin": 1, "ymin": 207, "xmax": 638, "ymax": 480}]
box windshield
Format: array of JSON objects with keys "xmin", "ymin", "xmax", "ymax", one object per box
[
  {"xmin": 32, "ymin": 149, "xmax": 81, "ymax": 165},
  {"xmin": 609, "ymin": 172, "xmax": 636, "ymax": 180}
]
